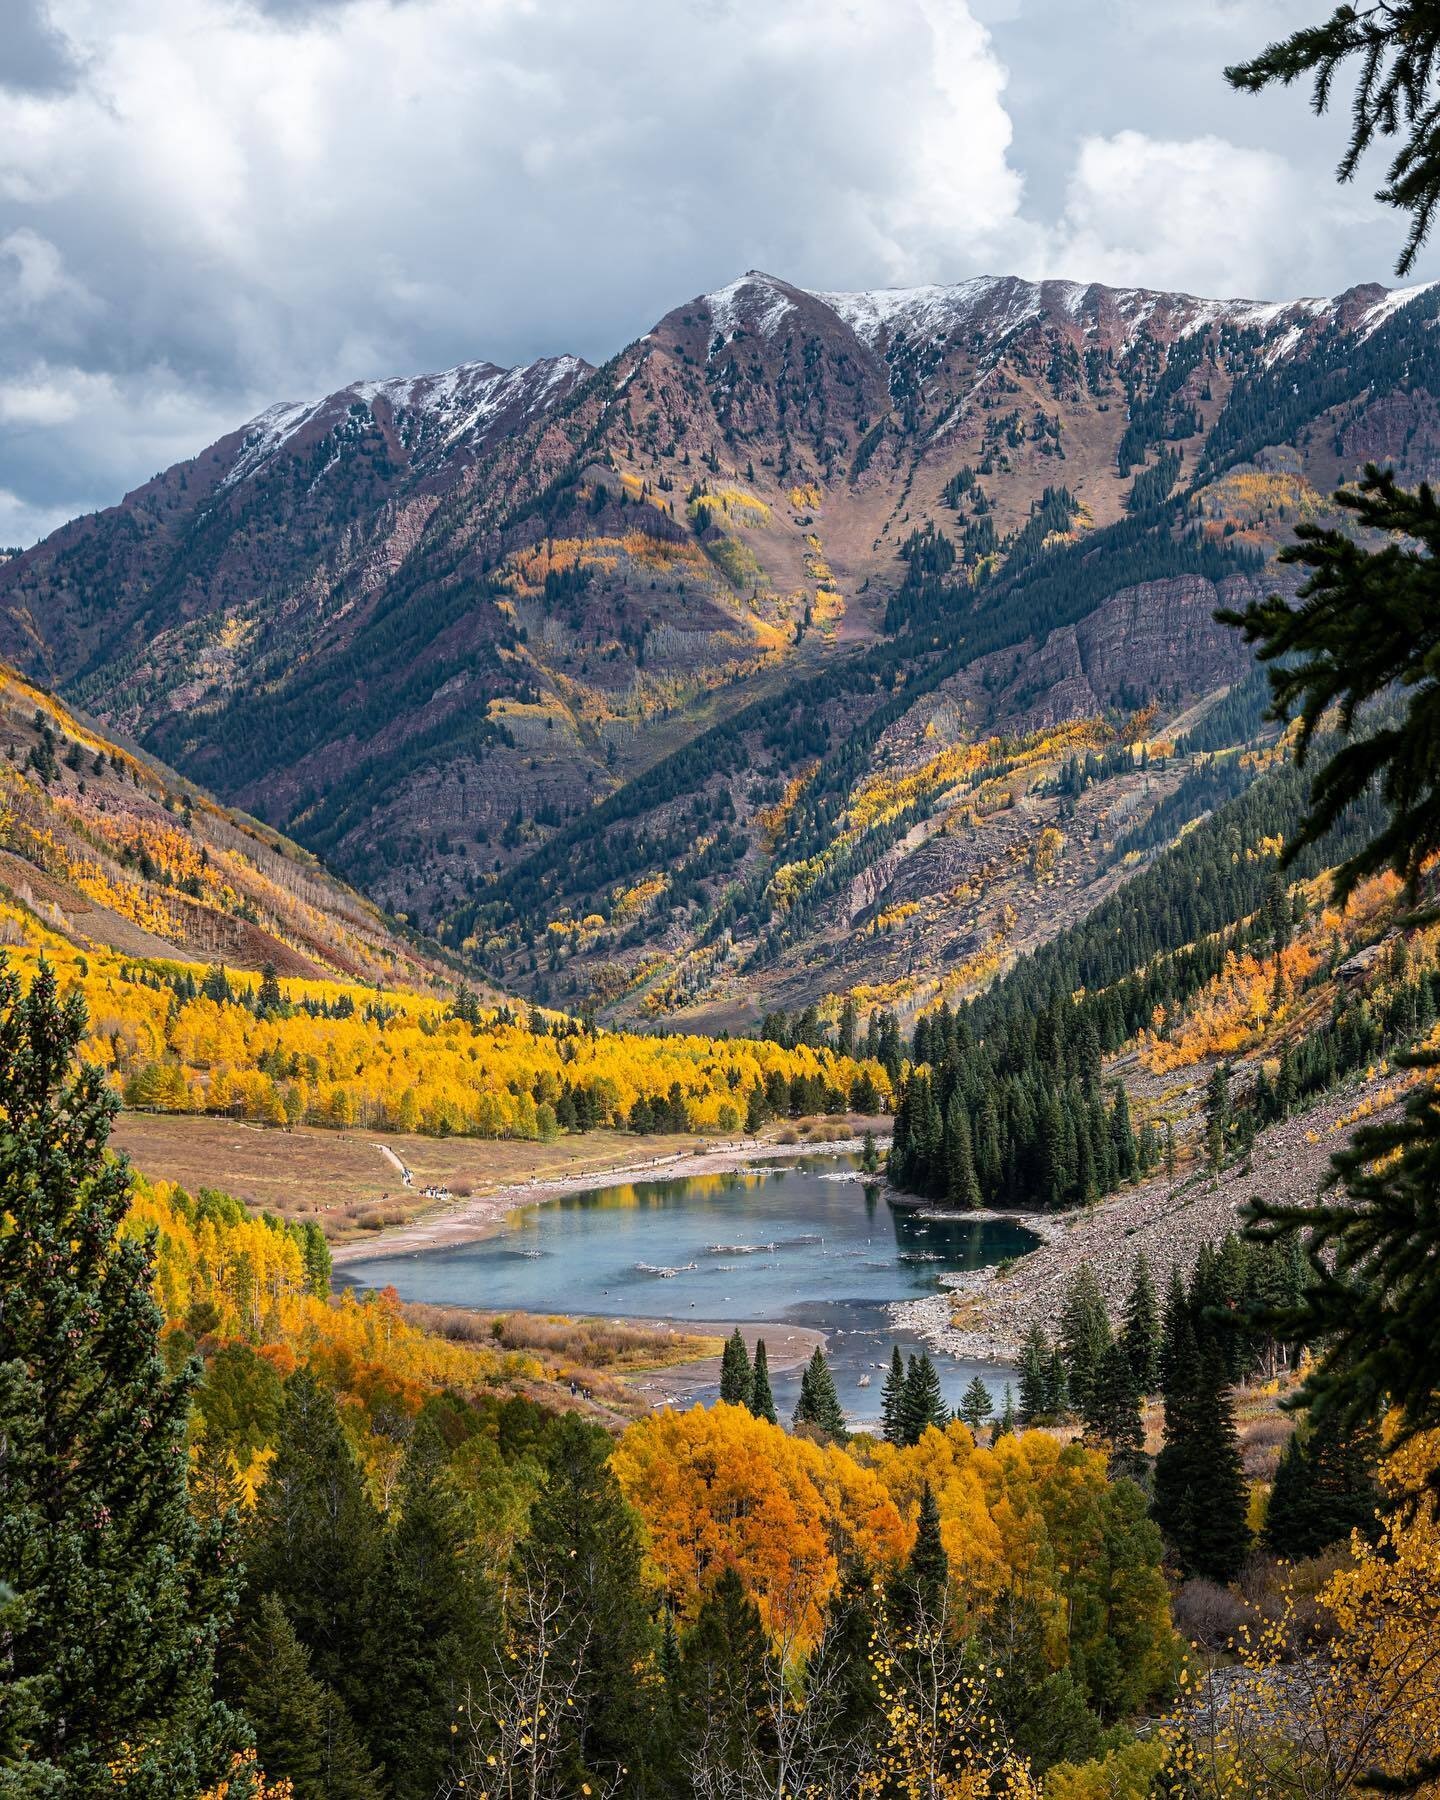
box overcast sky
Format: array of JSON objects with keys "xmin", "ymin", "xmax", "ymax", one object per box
[{"xmin": 1, "ymin": 0, "xmax": 1427, "ymax": 546}]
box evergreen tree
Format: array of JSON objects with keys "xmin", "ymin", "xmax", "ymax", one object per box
[
  {"xmin": 1153, "ymin": 1341, "xmax": 1250, "ymax": 1582},
  {"xmin": 1059, "ymin": 1264, "xmax": 1112, "ymax": 1417},
  {"xmin": 256, "ymin": 961, "xmax": 284, "ymax": 1016},
  {"xmin": 1110, "ymin": 1082, "xmax": 1138, "ymax": 1181},
  {"xmin": 0, "ymin": 957, "xmax": 242, "ymax": 1795},
  {"xmin": 719, "ymin": 1327, "xmax": 753, "ymax": 1408},
  {"xmin": 881, "ymin": 1345, "xmax": 907, "ymax": 1445},
  {"xmin": 1044, "ymin": 1345, "xmax": 1070, "ymax": 1418},
  {"xmin": 793, "ymin": 1346, "xmax": 848, "ymax": 1441},
  {"xmin": 1087, "ymin": 1341, "xmax": 1147, "ymax": 1481},
  {"xmin": 944, "ymin": 1102, "xmax": 983, "ymax": 1209},
  {"xmin": 1158, "ymin": 1265, "xmax": 1192, "ymax": 1400},
  {"xmin": 245, "ymin": 1368, "xmax": 382, "ymax": 1718},
  {"xmin": 233, "ymin": 1593, "xmax": 384, "ymax": 1800},
  {"xmin": 749, "ymin": 1337, "xmax": 777, "ymax": 1423},
  {"xmin": 899, "ymin": 1352, "xmax": 947, "ymax": 1445},
  {"xmin": 1204, "ymin": 1063, "xmax": 1231, "ymax": 1171},
  {"xmin": 889, "ymin": 1483, "xmax": 950, "ymax": 1636},
  {"xmin": 1121, "ymin": 1253, "xmax": 1162, "ymax": 1396},
  {"xmin": 995, "ymin": 1385, "xmax": 1017, "ymax": 1441},
  {"xmin": 806, "ymin": 1557, "xmax": 881, "ymax": 1753},
  {"xmin": 518, "ymin": 1414, "xmax": 658, "ymax": 1787},
  {"xmin": 677, "ymin": 1567, "xmax": 772, "ymax": 1787},
  {"xmin": 1018, "ymin": 1325, "xmax": 1050, "ymax": 1425},
  {"xmin": 1264, "ymin": 1409, "xmax": 1382, "ymax": 1560},
  {"xmin": 366, "ymin": 1416, "xmax": 495, "ymax": 1800},
  {"xmin": 958, "ymin": 1374, "xmax": 993, "ymax": 1436}
]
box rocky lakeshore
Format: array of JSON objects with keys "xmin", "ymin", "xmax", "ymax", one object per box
[{"xmin": 892, "ymin": 1074, "xmax": 1398, "ymax": 1362}]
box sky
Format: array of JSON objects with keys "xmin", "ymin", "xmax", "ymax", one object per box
[{"xmin": 0, "ymin": 0, "xmax": 1427, "ymax": 546}]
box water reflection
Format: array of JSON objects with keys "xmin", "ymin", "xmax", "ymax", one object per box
[{"xmin": 340, "ymin": 1154, "xmax": 1037, "ymax": 1424}]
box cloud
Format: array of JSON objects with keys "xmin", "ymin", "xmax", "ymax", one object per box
[
  {"xmin": 1049, "ymin": 128, "xmax": 1367, "ymax": 299},
  {"xmin": 0, "ymin": 0, "xmax": 1029, "ymax": 538},
  {"xmin": 0, "ymin": 0, "xmax": 1430, "ymax": 544},
  {"xmin": 0, "ymin": 0, "xmax": 82, "ymax": 94}
]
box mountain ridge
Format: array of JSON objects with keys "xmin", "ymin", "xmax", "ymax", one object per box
[{"xmin": 3, "ymin": 264, "xmax": 1440, "ymax": 1023}]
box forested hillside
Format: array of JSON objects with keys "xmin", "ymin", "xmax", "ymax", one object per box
[{"xmin": 3, "ymin": 269, "xmax": 1440, "ymax": 1030}]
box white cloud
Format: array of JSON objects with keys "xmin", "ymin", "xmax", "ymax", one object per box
[
  {"xmin": 1049, "ymin": 128, "xmax": 1365, "ymax": 300},
  {"xmin": 0, "ymin": 0, "xmax": 1428, "ymax": 543},
  {"xmin": 0, "ymin": 0, "xmax": 1034, "ymax": 537}
]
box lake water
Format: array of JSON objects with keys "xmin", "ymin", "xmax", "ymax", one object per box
[{"xmin": 338, "ymin": 1154, "xmax": 1039, "ymax": 1428}]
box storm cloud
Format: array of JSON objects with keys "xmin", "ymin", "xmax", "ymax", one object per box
[{"xmin": 0, "ymin": 0, "xmax": 1425, "ymax": 545}]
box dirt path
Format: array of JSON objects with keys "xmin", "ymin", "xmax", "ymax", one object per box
[{"xmin": 372, "ymin": 1142, "xmax": 412, "ymax": 1185}]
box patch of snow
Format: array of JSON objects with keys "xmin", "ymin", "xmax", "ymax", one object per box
[
  {"xmin": 818, "ymin": 276, "xmax": 1043, "ymax": 351},
  {"xmin": 222, "ymin": 399, "xmax": 323, "ymax": 487},
  {"xmin": 705, "ymin": 271, "xmax": 798, "ymax": 343},
  {"xmin": 221, "ymin": 354, "xmax": 589, "ymax": 488},
  {"xmin": 1357, "ymin": 281, "xmax": 1438, "ymax": 339}
]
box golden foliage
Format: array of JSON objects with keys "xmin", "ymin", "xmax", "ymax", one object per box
[
  {"xmin": 613, "ymin": 1403, "xmax": 907, "ymax": 1644},
  {"xmin": 0, "ymin": 910, "xmax": 884, "ymax": 1138}
]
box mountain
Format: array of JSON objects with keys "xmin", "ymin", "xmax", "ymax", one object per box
[
  {"xmin": 0, "ymin": 662, "xmax": 445, "ymax": 987},
  {"xmin": 2, "ymin": 268, "xmax": 1439, "ymax": 1023}
]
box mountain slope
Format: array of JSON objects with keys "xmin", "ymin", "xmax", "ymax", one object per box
[
  {"xmin": 3, "ymin": 269, "xmax": 1439, "ymax": 1018},
  {"xmin": 0, "ymin": 663, "xmax": 442, "ymax": 985}
]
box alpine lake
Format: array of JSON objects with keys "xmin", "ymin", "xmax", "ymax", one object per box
[{"xmin": 338, "ymin": 1153, "xmax": 1039, "ymax": 1428}]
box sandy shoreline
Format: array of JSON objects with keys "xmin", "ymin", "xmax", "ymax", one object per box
[{"xmin": 331, "ymin": 1133, "xmax": 878, "ymax": 1265}]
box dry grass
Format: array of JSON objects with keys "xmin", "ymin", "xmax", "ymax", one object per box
[
  {"xmin": 401, "ymin": 1302, "xmax": 720, "ymax": 1372},
  {"xmin": 110, "ymin": 1113, "xmax": 714, "ymax": 1238}
]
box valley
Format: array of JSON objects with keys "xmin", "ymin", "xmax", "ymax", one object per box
[
  {"xmin": 4, "ymin": 256, "xmax": 1440, "ymax": 1799},
  {"xmin": 4, "ymin": 269, "xmax": 1438, "ymax": 1037}
]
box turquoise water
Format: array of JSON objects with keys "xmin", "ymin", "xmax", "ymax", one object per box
[{"xmin": 339, "ymin": 1155, "xmax": 1038, "ymax": 1425}]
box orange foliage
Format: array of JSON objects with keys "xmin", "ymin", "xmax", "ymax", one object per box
[{"xmin": 612, "ymin": 1403, "xmax": 906, "ymax": 1643}]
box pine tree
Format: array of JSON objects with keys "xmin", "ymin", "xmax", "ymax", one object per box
[
  {"xmin": 806, "ymin": 1556, "xmax": 880, "ymax": 1751},
  {"xmin": 1204, "ymin": 1062, "xmax": 1231, "ymax": 1172},
  {"xmin": 881, "ymin": 1345, "xmax": 907, "ymax": 1445},
  {"xmin": 1109, "ymin": 1082, "xmax": 1138, "ymax": 1181},
  {"xmin": 995, "ymin": 1385, "xmax": 1017, "ymax": 1441},
  {"xmin": 1059, "ymin": 1264, "xmax": 1112, "ymax": 1416},
  {"xmin": 749, "ymin": 1337, "xmax": 777, "ymax": 1423},
  {"xmin": 514, "ymin": 1418, "xmax": 655, "ymax": 1785},
  {"xmin": 719, "ymin": 1327, "xmax": 753, "ymax": 1407},
  {"xmin": 245, "ymin": 1368, "xmax": 382, "ymax": 1718},
  {"xmin": 1087, "ymin": 1341, "xmax": 1146, "ymax": 1481},
  {"xmin": 1158, "ymin": 1265, "xmax": 1192, "ymax": 1400},
  {"xmin": 0, "ymin": 957, "xmax": 241, "ymax": 1794},
  {"xmin": 944, "ymin": 1102, "xmax": 983, "ymax": 1209},
  {"xmin": 906, "ymin": 1483, "xmax": 949, "ymax": 1612},
  {"xmin": 1264, "ymin": 1409, "xmax": 1381, "ymax": 1560},
  {"xmin": 677, "ymin": 1567, "xmax": 772, "ymax": 1786},
  {"xmin": 888, "ymin": 1482, "xmax": 950, "ymax": 1637},
  {"xmin": 1121, "ymin": 1253, "xmax": 1162, "ymax": 1396},
  {"xmin": 899, "ymin": 1352, "xmax": 947, "ymax": 1445},
  {"xmin": 958, "ymin": 1374, "xmax": 993, "ymax": 1437},
  {"xmin": 233, "ymin": 1592, "xmax": 384, "ymax": 1800},
  {"xmin": 1018, "ymin": 1325, "xmax": 1049, "ymax": 1425},
  {"xmin": 1153, "ymin": 1338, "xmax": 1250, "ymax": 1582},
  {"xmin": 1044, "ymin": 1345, "xmax": 1070, "ymax": 1418},
  {"xmin": 366, "ymin": 1416, "xmax": 495, "ymax": 1799},
  {"xmin": 793, "ymin": 1346, "xmax": 848, "ymax": 1441}
]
